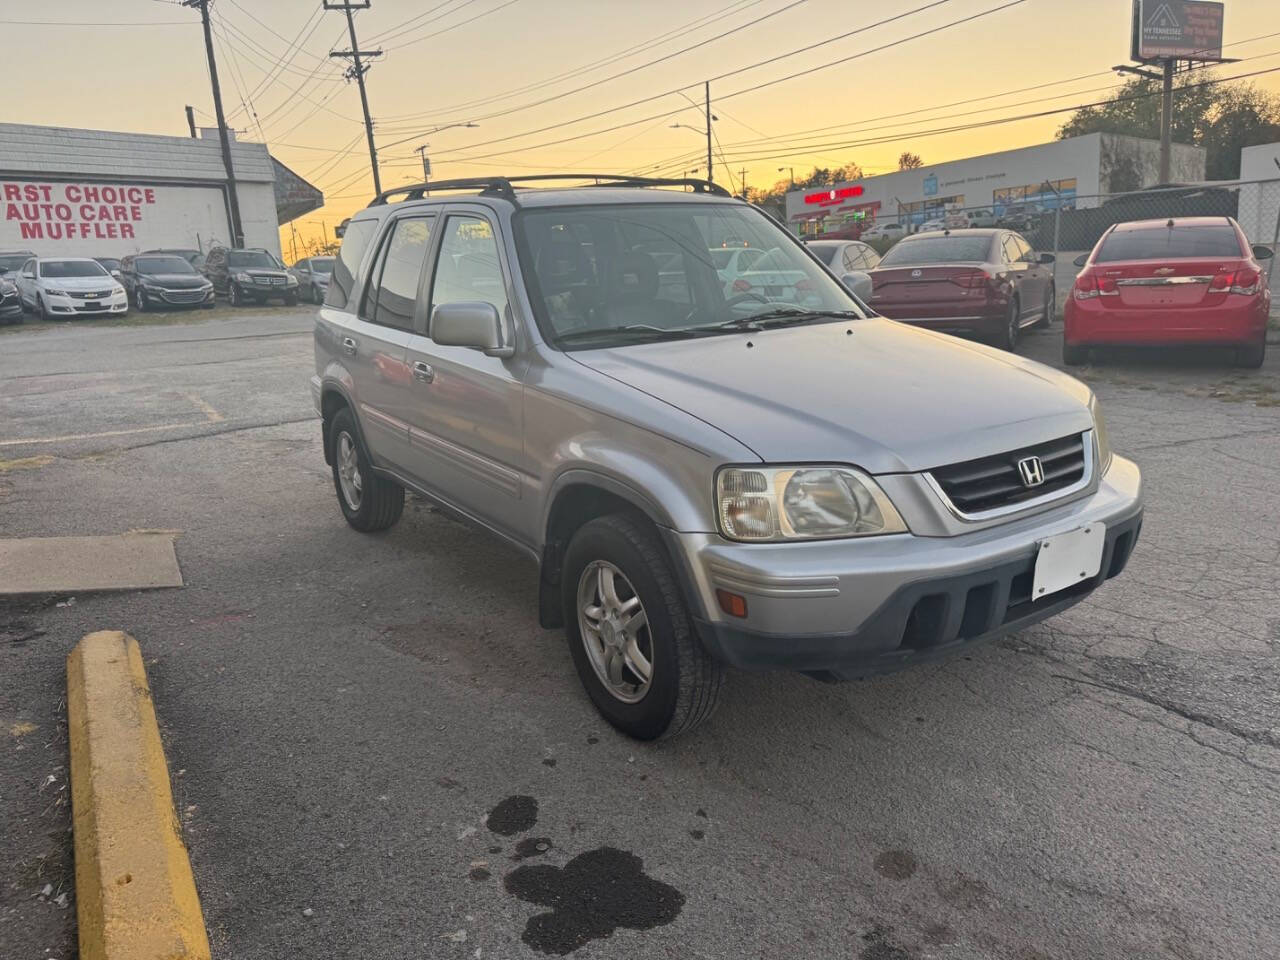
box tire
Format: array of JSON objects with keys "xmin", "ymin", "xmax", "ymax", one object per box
[
  {"xmin": 284, "ymin": 292, "xmax": 298, "ymax": 306},
  {"xmin": 1036, "ymin": 284, "xmax": 1055, "ymax": 328},
  {"xmin": 229, "ymin": 283, "xmax": 242, "ymax": 307},
  {"xmin": 1235, "ymin": 337, "xmax": 1266, "ymax": 369},
  {"xmin": 133, "ymin": 288, "xmax": 147, "ymax": 312},
  {"xmin": 37, "ymin": 295, "xmax": 49, "ymax": 322},
  {"xmin": 1063, "ymin": 341, "xmax": 1089, "ymax": 366},
  {"xmin": 329, "ymin": 407, "xmax": 404, "ymax": 532},
  {"xmin": 313, "ymin": 284, "xmax": 325, "ymax": 305},
  {"xmin": 561, "ymin": 513, "xmax": 724, "ymax": 740},
  {"xmin": 997, "ymin": 297, "xmax": 1020, "ymax": 351}
]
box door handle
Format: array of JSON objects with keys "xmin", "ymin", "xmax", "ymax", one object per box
[
  {"xmin": 412, "ymin": 360, "xmax": 435, "ymax": 384},
  {"xmin": 341, "ymin": 336, "xmax": 357, "ymax": 356}
]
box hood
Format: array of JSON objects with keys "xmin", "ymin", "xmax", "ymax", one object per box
[
  {"xmin": 141, "ymin": 273, "xmax": 208, "ymax": 289},
  {"xmin": 41, "ymin": 275, "xmax": 117, "ymax": 291},
  {"xmin": 570, "ymin": 318, "xmax": 1093, "ymax": 474}
]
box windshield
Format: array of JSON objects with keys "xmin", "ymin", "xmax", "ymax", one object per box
[
  {"xmin": 805, "ymin": 243, "xmax": 841, "ymax": 266},
  {"xmin": 228, "ymin": 251, "xmax": 279, "ymax": 269},
  {"xmin": 1096, "ymin": 224, "xmax": 1242, "ymax": 262},
  {"xmin": 39, "ymin": 260, "xmax": 108, "ymax": 278},
  {"xmin": 516, "ymin": 201, "xmax": 863, "ymax": 349},
  {"xmin": 309, "ymin": 257, "xmax": 334, "ymax": 274},
  {"xmin": 137, "ymin": 256, "xmax": 196, "ymax": 274},
  {"xmin": 96, "ymin": 258, "xmax": 120, "ymax": 270},
  {"xmin": 878, "ymin": 235, "xmax": 993, "ymax": 266},
  {"xmin": 0, "ymin": 255, "xmax": 28, "ymax": 272}
]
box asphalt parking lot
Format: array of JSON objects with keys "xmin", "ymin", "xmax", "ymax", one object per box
[{"xmin": 2, "ymin": 309, "xmax": 1279, "ymax": 960}]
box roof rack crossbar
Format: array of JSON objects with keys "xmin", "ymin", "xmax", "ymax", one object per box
[{"xmin": 366, "ymin": 173, "xmax": 732, "ymax": 207}]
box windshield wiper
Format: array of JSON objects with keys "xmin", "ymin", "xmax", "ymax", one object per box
[
  {"xmin": 555, "ymin": 324, "xmax": 702, "ymax": 345},
  {"xmin": 711, "ymin": 308, "xmax": 861, "ymax": 331}
]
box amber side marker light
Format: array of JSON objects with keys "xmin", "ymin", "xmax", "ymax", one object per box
[{"xmin": 716, "ymin": 589, "xmax": 748, "ymax": 618}]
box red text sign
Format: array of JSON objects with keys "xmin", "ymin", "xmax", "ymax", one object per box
[
  {"xmin": 804, "ymin": 185, "xmax": 865, "ymax": 207},
  {"xmin": 2, "ymin": 181, "xmax": 159, "ymax": 241}
]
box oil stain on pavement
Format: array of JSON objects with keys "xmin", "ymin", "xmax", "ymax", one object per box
[
  {"xmin": 504, "ymin": 846, "xmax": 685, "ymax": 955},
  {"xmin": 486, "ymin": 795, "xmax": 538, "ymax": 835}
]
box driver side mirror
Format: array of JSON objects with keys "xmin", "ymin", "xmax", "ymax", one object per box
[
  {"xmin": 1073, "ymin": 253, "xmax": 1088, "ymax": 268},
  {"xmin": 1038, "ymin": 252, "xmax": 1055, "ymax": 264},
  {"xmin": 841, "ymin": 272, "xmax": 873, "ymax": 301},
  {"xmin": 1252, "ymin": 244, "xmax": 1275, "ymax": 261},
  {"xmin": 430, "ymin": 301, "xmax": 514, "ymax": 358}
]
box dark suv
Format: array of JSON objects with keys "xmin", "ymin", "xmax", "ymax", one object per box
[
  {"xmin": 202, "ymin": 247, "xmax": 298, "ymax": 306},
  {"xmin": 120, "ymin": 253, "xmax": 216, "ymax": 310}
]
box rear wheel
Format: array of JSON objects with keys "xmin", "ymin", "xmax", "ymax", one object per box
[
  {"xmin": 329, "ymin": 407, "xmax": 404, "ymax": 532},
  {"xmin": 1236, "ymin": 337, "xmax": 1266, "ymax": 369},
  {"xmin": 997, "ymin": 298, "xmax": 1020, "ymax": 351},
  {"xmin": 1036, "ymin": 284, "xmax": 1055, "ymax": 328},
  {"xmin": 562, "ymin": 514, "xmax": 724, "ymax": 740},
  {"xmin": 1062, "ymin": 341, "xmax": 1089, "ymax": 366}
]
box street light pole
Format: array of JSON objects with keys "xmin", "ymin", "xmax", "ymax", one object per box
[{"xmin": 705, "ymin": 80, "xmax": 713, "ymax": 184}]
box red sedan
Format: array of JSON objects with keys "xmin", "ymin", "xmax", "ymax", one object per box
[
  {"xmin": 867, "ymin": 229, "xmax": 1056, "ymax": 351},
  {"xmin": 1064, "ymin": 217, "xmax": 1273, "ymax": 368}
]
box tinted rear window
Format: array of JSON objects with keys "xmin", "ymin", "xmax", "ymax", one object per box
[
  {"xmin": 1096, "ymin": 224, "xmax": 1243, "ymax": 262},
  {"xmin": 327, "ymin": 218, "xmax": 379, "ymax": 310},
  {"xmin": 878, "ymin": 236, "xmax": 992, "ymax": 266},
  {"xmin": 806, "ymin": 243, "xmax": 840, "ymax": 266}
]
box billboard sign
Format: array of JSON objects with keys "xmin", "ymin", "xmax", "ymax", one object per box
[{"xmin": 1131, "ymin": 0, "xmax": 1224, "ymax": 61}]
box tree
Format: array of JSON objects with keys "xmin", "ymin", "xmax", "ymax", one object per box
[
  {"xmin": 1056, "ymin": 72, "xmax": 1280, "ymax": 180},
  {"xmin": 898, "ymin": 151, "xmax": 924, "ymax": 170}
]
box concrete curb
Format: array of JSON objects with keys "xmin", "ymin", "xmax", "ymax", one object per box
[{"xmin": 67, "ymin": 631, "xmax": 211, "ymax": 960}]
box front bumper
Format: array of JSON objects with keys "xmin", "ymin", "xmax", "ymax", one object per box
[
  {"xmin": 235, "ymin": 280, "xmax": 298, "ymax": 300},
  {"xmin": 45, "ymin": 291, "xmax": 128, "ymax": 315},
  {"xmin": 670, "ymin": 455, "xmax": 1143, "ymax": 677},
  {"xmin": 0, "ymin": 298, "xmax": 22, "ymax": 319}
]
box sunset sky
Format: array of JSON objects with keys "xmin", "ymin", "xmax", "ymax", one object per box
[{"xmin": 9, "ymin": 0, "xmax": 1280, "ymax": 256}]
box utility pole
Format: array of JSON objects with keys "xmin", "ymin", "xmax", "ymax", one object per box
[
  {"xmin": 326, "ymin": 1, "xmax": 383, "ymax": 197},
  {"xmin": 1158, "ymin": 59, "xmax": 1175, "ymax": 183},
  {"xmin": 182, "ymin": 0, "xmax": 244, "ymax": 247},
  {"xmin": 704, "ymin": 80, "xmax": 713, "ymax": 184},
  {"xmin": 185, "ymin": 105, "xmax": 197, "ymax": 139},
  {"xmin": 289, "ymin": 223, "xmax": 299, "ymax": 263},
  {"xmin": 738, "ymin": 167, "xmax": 748, "ymax": 198},
  {"xmin": 415, "ymin": 144, "xmax": 432, "ymax": 188}
]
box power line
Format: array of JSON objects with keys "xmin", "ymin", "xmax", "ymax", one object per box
[
  {"xmin": 365, "ymin": 0, "xmax": 479, "ymax": 44},
  {"xmin": 375, "ymin": 0, "xmax": 768, "ymax": 123},
  {"xmin": 383, "ymin": 0, "xmax": 524, "ymax": 50},
  {"xmin": 419, "ymin": 0, "xmax": 1018, "ymax": 163}
]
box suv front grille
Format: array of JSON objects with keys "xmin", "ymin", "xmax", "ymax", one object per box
[{"xmin": 929, "ymin": 433, "xmax": 1088, "ymax": 516}]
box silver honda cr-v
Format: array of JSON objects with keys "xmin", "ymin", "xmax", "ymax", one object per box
[{"xmin": 311, "ymin": 175, "xmax": 1142, "ymax": 740}]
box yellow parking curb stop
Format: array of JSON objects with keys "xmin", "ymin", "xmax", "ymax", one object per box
[{"xmin": 67, "ymin": 631, "xmax": 211, "ymax": 960}]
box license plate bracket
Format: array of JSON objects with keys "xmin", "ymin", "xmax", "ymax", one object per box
[{"xmin": 1033, "ymin": 523, "xmax": 1105, "ymax": 600}]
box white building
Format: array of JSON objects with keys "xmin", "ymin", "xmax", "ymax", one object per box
[
  {"xmin": 783, "ymin": 133, "xmax": 1205, "ymax": 235},
  {"xmin": 0, "ymin": 123, "xmax": 321, "ymax": 258},
  {"xmin": 1237, "ymin": 141, "xmax": 1280, "ymax": 244}
]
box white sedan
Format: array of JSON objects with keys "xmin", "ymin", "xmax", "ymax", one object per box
[
  {"xmin": 15, "ymin": 257, "xmax": 127, "ymax": 320},
  {"xmin": 860, "ymin": 222, "xmax": 907, "ymax": 242}
]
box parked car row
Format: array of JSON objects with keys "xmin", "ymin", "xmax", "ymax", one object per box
[{"xmin": 0, "ymin": 244, "xmax": 332, "ymax": 321}]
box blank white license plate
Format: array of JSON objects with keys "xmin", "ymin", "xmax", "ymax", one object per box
[{"xmin": 1032, "ymin": 523, "xmax": 1105, "ymax": 600}]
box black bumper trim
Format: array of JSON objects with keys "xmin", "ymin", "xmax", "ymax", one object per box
[{"xmin": 692, "ymin": 510, "xmax": 1142, "ymax": 678}]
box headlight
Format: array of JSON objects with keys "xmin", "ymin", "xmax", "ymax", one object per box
[
  {"xmin": 235, "ymin": 272, "xmax": 252, "ymax": 283},
  {"xmin": 45, "ymin": 287, "xmax": 70, "ymax": 296},
  {"xmin": 285, "ymin": 275, "xmax": 299, "ymax": 286},
  {"xmin": 716, "ymin": 465, "xmax": 907, "ymax": 542},
  {"xmin": 1089, "ymin": 395, "xmax": 1112, "ymax": 475}
]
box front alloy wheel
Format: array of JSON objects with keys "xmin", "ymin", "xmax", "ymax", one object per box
[
  {"xmin": 577, "ymin": 561, "xmax": 653, "ymax": 704},
  {"xmin": 229, "ymin": 283, "xmax": 241, "ymax": 307}
]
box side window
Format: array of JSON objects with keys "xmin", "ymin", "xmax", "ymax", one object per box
[
  {"xmin": 362, "ymin": 216, "xmax": 433, "ymax": 330},
  {"xmin": 327, "ymin": 217, "xmax": 379, "ymax": 310},
  {"xmin": 1000, "ymin": 236, "xmax": 1019, "ymax": 264},
  {"xmin": 429, "ymin": 215, "xmax": 509, "ymax": 322},
  {"xmin": 1013, "ymin": 235, "xmax": 1035, "ymax": 262}
]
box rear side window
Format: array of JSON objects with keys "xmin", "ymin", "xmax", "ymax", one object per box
[
  {"xmin": 326, "ymin": 217, "xmax": 379, "ymax": 309},
  {"xmin": 879, "ymin": 236, "xmax": 992, "ymax": 266},
  {"xmin": 1097, "ymin": 224, "xmax": 1243, "ymax": 262},
  {"xmin": 362, "ymin": 216, "xmax": 433, "ymax": 330}
]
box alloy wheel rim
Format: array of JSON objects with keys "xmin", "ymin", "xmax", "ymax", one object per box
[
  {"xmin": 336, "ymin": 432, "xmax": 363, "ymax": 509},
  {"xmin": 576, "ymin": 560, "xmax": 653, "ymax": 703}
]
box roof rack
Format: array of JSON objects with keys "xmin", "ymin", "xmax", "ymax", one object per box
[{"xmin": 367, "ymin": 174, "xmax": 732, "ymax": 207}]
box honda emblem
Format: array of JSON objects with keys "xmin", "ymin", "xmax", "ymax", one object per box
[{"xmin": 1017, "ymin": 456, "xmax": 1045, "ymax": 488}]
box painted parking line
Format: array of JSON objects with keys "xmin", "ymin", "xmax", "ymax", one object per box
[{"xmin": 0, "ymin": 422, "xmax": 212, "ymax": 447}]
